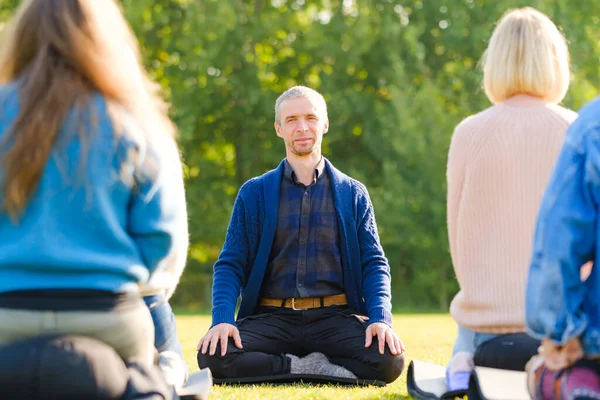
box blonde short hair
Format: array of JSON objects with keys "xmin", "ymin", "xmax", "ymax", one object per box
[{"xmin": 482, "ymin": 7, "xmax": 570, "ymax": 104}]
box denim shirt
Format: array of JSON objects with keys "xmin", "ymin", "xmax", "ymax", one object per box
[{"xmin": 526, "ymin": 96, "xmax": 600, "ymax": 355}]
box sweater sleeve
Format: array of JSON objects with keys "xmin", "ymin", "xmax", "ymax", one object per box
[
  {"xmin": 446, "ymin": 120, "xmax": 472, "ymax": 279},
  {"xmin": 356, "ymin": 183, "xmax": 393, "ymax": 327},
  {"xmin": 210, "ymin": 185, "xmax": 251, "ymax": 327},
  {"xmin": 127, "ymin": 136, "xmax": 189, "ymax": 286}
]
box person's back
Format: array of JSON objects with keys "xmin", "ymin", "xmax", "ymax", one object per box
[
  {"xmin": 449, "ymin": 98, "xmax": 576, "ymax": 331},
  {"xmin": 0, "ymin": 0, "xmax": 187, "ymax": 367},
  {"xmin": 445, "ymin": 6, "xmax": 576, "ymax": 391},
  {"xmin": 0, "ymin": 84, "xmax": 179, "ymax": 293}
]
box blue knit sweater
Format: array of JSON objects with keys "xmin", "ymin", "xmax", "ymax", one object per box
[
  {"xmin": 0, "ymin": 84, "xmax": 188, "ymax": 295},
  {"xmin": 211, "ymin": 158, "xmax": 393, "ymax": 327}
]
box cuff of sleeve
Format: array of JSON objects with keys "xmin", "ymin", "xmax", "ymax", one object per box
[
  {"xmin": 367, "ymin": 307, "xmax": 393, "ymax": 327},
  {"xmin": 527, "ymin": 315, "xmax": 588, "ymax": 346},
  {"xmin": 211, "ymin": 307, "xmax": 236, "ymax": 328}
]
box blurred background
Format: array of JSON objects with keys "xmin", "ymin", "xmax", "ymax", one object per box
[{"xmin": 1, "ymin": 0, "xmax": 599, "ymax": 311}]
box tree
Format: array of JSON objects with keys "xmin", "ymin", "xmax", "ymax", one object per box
[{"xmin": 2, "ymin": 0, "xmax": 599, "ymax": 309}]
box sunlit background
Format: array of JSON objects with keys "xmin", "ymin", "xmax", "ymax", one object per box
[{"xmin": 1, "ymin": 0, "xmax": 599, "ymax": 311}]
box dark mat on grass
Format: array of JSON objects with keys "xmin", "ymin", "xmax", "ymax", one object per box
[
  {"xmin": 406, "ymin": 360, "xmax": 465, "ymax": 400},
  {"xmin": 213, "ymin": 374, "xmax": 386, "ymax": 386}
]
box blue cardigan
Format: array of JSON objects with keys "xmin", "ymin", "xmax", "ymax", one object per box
[{"xmin": 211, "ymin": 158, "xmax": 393, "ymax": 327}]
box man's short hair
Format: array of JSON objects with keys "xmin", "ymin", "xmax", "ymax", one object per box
[{"xmin": 274, "ymin": 86, "xmax": 328, "ymax": 123}]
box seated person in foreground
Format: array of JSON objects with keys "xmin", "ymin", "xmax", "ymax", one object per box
[
  {"xmin": 444, "ymin": 6, "xmax": 576, "ymax": 391},
  {"xmin": 525, "ymin": 96, "xmax": 600, "ymax": 399},
  {"xmin": 196, "ymin": 86, "xmax": 405, "ymax": 383},
  {"xmin": 0, "ymin": 0, "xmax": 188, "ymax": 371}
]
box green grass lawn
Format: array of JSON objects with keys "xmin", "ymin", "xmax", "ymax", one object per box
[{"xmin": 175, "ymin": 313, "xmax": 457, "ymax": 399}]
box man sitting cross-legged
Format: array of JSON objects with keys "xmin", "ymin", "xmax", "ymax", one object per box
[{"xmin": 196, "ymin": 86, "xmax": 405, "ymax": 383}]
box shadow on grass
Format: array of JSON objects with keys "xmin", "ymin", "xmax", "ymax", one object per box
[
  {"xmin": 214, "ymin": 383, "xmax": 416, "ymax": 399},
  {"xmin": 362, "ymin": 394, "xmax": 412, "ymax": 400}
]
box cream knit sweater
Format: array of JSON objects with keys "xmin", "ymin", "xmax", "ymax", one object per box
[{"xmin": 447, "ymin": 95, "xmax": 577, "ymax": 333}]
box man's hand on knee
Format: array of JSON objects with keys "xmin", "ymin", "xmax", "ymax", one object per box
[
  {"xmin": 365, "ymin": 322, "xmax": 406, "ymax": 355},
  {"xmin": 196, "ymin": 323, "xmax": 243, "ymax": 356}
]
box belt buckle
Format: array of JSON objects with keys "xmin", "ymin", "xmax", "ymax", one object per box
[{"xmin": 291, "ymin": 298, "xmax": 307, "ymax": 310}]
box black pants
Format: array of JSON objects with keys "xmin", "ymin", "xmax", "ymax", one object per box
[
  {"xmin": 474, "ymin": 333, "xmax": 540, "ymax": 371},
  {"xmin": 197, "ymin": 306, "xmax": 405, "ymax": 383},
  {"xmin": 0, "ymin": 335, "xmax": 176, "ymax": 400}
]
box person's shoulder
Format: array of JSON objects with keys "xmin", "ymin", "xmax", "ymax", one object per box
[
  {"xmin": 326, "ymin": 161, "xmax": 371, "ymax": 198},
  {"xmin": 238, "ymin": 176, "xmax": 262, "ymax": 196},
  {"xmin": 574, "ymin": 96, "xmax": 600, "ymax": 125},
  {"xmin": 95, "ymin": 96, "xmax": 141, "ymax": 140},
  {"xmin": 546, "ymin": 103, "xmax": 578, "ymax": 124},
  {"xmin": 563, "ymin": 97, "xmax": 600, "ymax": 151},
  {"xmin": 452, "ymin": 106, "xmax": 500, "ymax": 138},
  {"xmin": 62, "ymin": 94, "xmax": 134, "ymax": 144},
  {"xmin": 93, "ymin": 96, "xmax": 178, "ymax": 159},
  {"xmin": 237, "ymin": 163, "xmax": 283, "ymax": 198},
  {"xmin": 346, "ymin": 175, "xmax": 368, "ymax": 194}
]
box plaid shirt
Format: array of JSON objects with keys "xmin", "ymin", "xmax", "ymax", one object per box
[{"xmin": 261, "ymin": 158, "xmax": 344, "ymax": 299}]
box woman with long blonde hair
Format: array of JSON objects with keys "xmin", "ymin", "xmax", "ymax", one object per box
[{"xmin": 0, "ymin": 0, "xmax": 188, "ymax": 369}]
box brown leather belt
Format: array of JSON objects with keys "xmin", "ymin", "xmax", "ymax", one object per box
[{"xmin": 259, "ymin": 293, "xmax": 347, "ymax": 310}]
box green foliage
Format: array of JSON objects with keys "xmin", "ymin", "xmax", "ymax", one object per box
[{"xmin": 2, "ymin": 1, "xmax": 600, "ymax": 309}]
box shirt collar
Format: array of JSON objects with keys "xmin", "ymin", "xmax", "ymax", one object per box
[{"xmin": 283, "ymin": 157, "xmax": 325, "ymax": 185}]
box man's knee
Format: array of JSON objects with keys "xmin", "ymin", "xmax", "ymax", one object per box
[
  {"xmin": 378, "ymin": 352, "xmax": 405, "ymax": 383},
  {"xmin": 196, "ymin": 351, "xmax": 212, "ymax": 371},
  {"xmin": 197, "ymin": 351, "xmax": 232, "ymax": 379}
]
